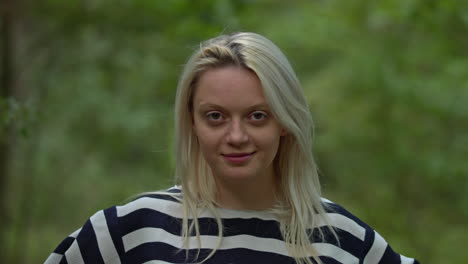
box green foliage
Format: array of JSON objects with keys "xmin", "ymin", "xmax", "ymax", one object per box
[
  {"xmin": 0, "ymin": 98, "xmax": 36, "ymax": 140},
  {"xmin": 3, "ymin": 0, "xmax": 467, "ymax": 263}
]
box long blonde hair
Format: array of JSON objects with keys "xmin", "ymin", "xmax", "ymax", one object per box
[{"xmin": 174, "ymin": 32, "xmax": 336, "ymax": 264}]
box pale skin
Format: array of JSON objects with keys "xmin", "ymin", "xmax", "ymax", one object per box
[{"xmin": 192, "ymin": 66, "xmax": 287, "ymax": 210}]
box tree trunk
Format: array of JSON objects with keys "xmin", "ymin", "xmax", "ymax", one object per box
[{"xmin": 0, "ymin": 0, "xmax": 20, "ymax": 261}]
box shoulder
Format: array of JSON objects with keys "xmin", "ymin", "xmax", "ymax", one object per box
[
  {"xmin": 45, "ymin": 186, "xmax": 184, "ymax": 264},
  {"xmin": 319, "ymin": 198, "xmax": 419, "ymax": 264},
  {"xmin": 116, "ymin": 186, "xmax": 183, "ymax": 218},
  {"xmin": 320, "ymin": 197, "xmax": 369, "ymax": 241},
  {"xmin": 114, "ymin": 186, "xmax": 184, "ymax": 235}
]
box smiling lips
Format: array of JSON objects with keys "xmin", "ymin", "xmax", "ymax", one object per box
[{"xmin": 222, "ymin": 152, "xmax": 256, "ymax": 164}]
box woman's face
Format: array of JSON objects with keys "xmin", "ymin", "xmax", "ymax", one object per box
[{"xmin": 192, "ymin": 66, "xmax": 286, "ymax": 186}]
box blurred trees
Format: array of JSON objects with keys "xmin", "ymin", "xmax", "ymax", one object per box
[
  {"xmin": 252, "ymin": 0, "xmax": 468, "ymax": 261},
  {"xmin": 1, "ymin": 0, "xmax": 34, "ymax": 259},
  {"xmin": 0, "ymin": 0, "xmax": 466, "ymax": 263}
]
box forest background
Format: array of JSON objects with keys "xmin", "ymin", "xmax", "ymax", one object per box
[{"xmin": 1, "ymin": 0, "xmax": 467, "ymax": 263}]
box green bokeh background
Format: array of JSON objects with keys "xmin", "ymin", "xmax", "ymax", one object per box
[{"xmin": 1, "ymin": 0, "xmax": 467, "ymax": 263}]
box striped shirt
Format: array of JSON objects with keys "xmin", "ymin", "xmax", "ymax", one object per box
[{"xmin": 45, "ymin": 187, "xmax": 419, "ymax": 264}]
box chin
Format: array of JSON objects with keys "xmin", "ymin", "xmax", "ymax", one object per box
[{"xmin": 216, "ymin": 168, "xmax": 260, "ymax": 182}]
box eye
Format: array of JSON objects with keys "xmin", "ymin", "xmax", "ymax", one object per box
[
  {"xmin": 250, "ymin": 111, "xmax": 268, "ymax": 121},
  {"xmin": 206, "ymin": 111, "xmax": 223, "ymax": 122}
]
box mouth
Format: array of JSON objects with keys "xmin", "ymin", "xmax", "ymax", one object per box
[{"xmin": 222, "ymin": 151, "xmax": 256, "ymax": 164}]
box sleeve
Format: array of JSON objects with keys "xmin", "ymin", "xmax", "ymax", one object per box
[
  {"xmin": 323, "ymin": 200, "xmax": 420, "ymax": 264},
  {"xmin": 44, "ymin": 206, "xmax": 124, "ymax": 264},
  {"xmin": 361, "ymin": 225, "xmax": 420, "ymax": 264}
]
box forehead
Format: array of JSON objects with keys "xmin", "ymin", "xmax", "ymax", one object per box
[{"xmin": 193, "ymin": 66, "xmax": 267, "ymax": 108}]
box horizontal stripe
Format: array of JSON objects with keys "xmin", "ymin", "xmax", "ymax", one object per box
[
  {"xmin": 318, "ymin": 213, "xmax": 366, "ymax": 241},
  {"xmin": 118, "ymin": 198, "xmax": 366, "ymax": 247},
  {"xmin": 117, "ymin": 196, "xmax": 277, "ymax": 220},
  {"xmin": 315, "ymin": 243, "xmax": 359, "ymax": 264},
  {"xmin": 123, "ymin": 227, "xmax": 363, "ymax": 263},
  {"xmin": 46, "ymin": 187, "xmax": 418, "ymax": 264},
  {"xmin": 122, "ymin": 227, "xmax": 289, "ymax": 256},
  {"xmin": 125, "ymin": 242, "xmax": 294, "ymax": 264},
  {"xmin": 313, "ymin": 226, "xmax": 362, "ymax": 257},
  {"xmin": 143, "ymin": 260, "xmax": 174, "ymax": 264},
  {"xmin": 119, "ymin": 195, "xmax": 365, "ymax": 240},
  {"xmin": 117, "ymin": 197, "xmax": 182, "ymax": 218},
  {"xmin": 118, "ymin": 208, "xmax": 368, "ymax": 260},
  {"xmin": 118, "ymin": 208, "xmax": 281, "ymax": 237}
]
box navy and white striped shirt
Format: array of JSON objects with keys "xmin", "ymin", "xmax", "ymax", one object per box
[{"xmin": 45, "ymin": 187, "xmax": 419, "ymax": 264}]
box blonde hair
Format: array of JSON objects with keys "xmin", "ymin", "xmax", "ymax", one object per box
[{"xmin": 174, "ymin": 32, "xmax": 337, "ymax": 264}]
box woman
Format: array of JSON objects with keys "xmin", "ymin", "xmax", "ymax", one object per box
[{"xmin": 45, "ymin": 32, "xmax": 419, "ymax": 264}]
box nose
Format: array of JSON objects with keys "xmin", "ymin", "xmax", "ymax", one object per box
[{"xmin": 225, "ymin": 119, "xmax": 249, "ymax": 146}]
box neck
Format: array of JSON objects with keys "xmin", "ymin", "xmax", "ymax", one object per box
[{"xmin": 214, "ymin": 175, "xmax": 278, "ymax": 211}]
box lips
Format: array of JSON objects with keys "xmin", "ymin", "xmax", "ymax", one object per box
[
  {"xmin": 222, "ymin": 151, "xmax": 256, "ymax": 164},
  {"xmin": 223, "ymin": 152, "xmax": 255, "ymax": 157}
]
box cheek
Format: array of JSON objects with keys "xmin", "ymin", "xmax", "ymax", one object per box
[
  {"xmin": 269, "ymin": 137, "xmax": 281, "ymax": 153},
  {"xmin": 194, "ymin": 125, "xmax": 220, "ymax": 156},
  {"xmin": 255, "ymin": 121, "xmax": 285, "ymax": 149},
  {"xmin": 259, "ymin": 132, "xmax": 282, "ymax": 155},
  {"xmin": 197, "ymin": 135, "xmax": 214, "ymax": 153}
]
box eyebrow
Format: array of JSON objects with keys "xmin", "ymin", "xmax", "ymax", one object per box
[{"xmin": 197, "ymin": 102, "xmax": 270, "ymax": 111}]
